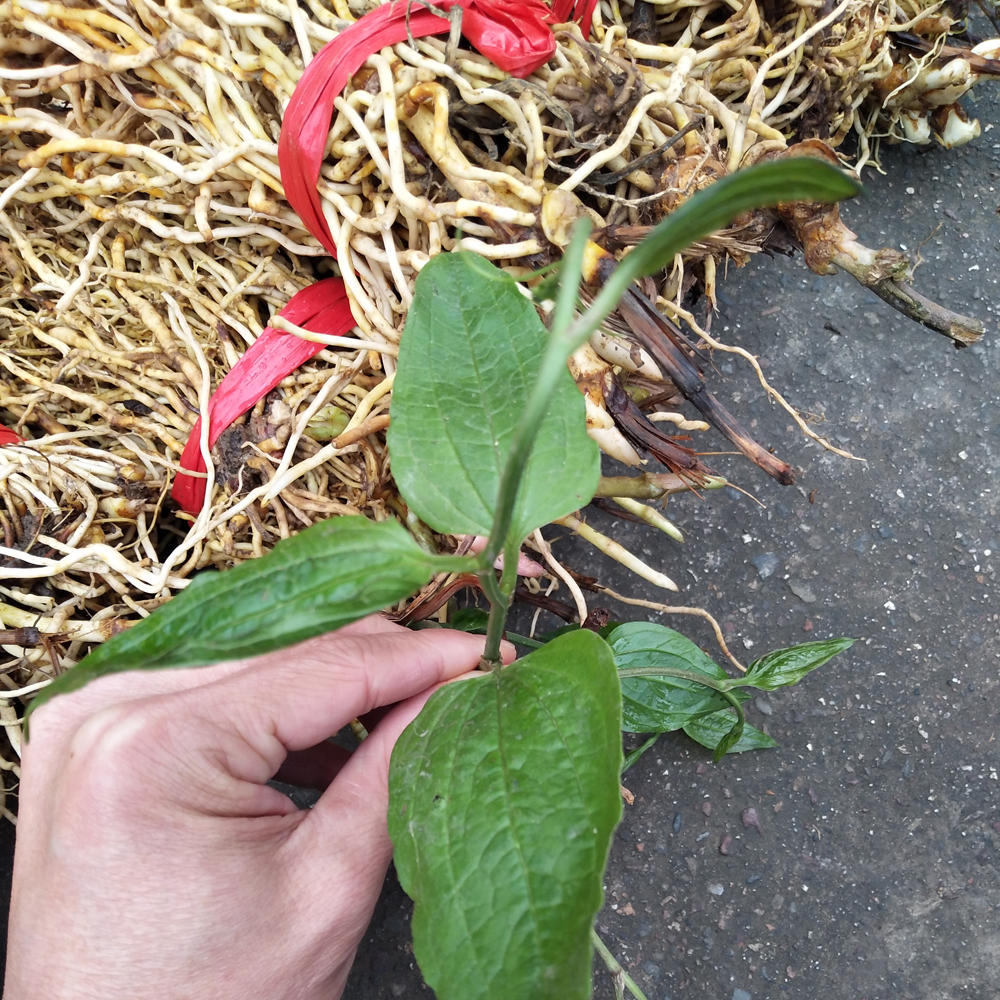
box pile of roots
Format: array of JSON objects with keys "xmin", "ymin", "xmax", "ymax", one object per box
[{"xmin": 0, "ymin": 0, "xmax": 997, "ymax": 776}]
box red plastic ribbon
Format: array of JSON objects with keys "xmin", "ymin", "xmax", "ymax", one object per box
[
  {"xmin": 172, "ymin": 278, "xmax": 355, "ymax": 512},
  {"xmin": 175, "ymin": 0, "xmax": 595, "ymax": 513},
  {"xmin": 279, "ymin": 0, "xmax": 561, "ymax": 256},
  {"xmin": 0, "ymin": 427, "xmax": 21, "ymax": 446}
]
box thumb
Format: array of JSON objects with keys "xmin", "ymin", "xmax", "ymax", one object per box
[{"xmin": 290, "ymin": 678, "xmax": 470, "ymax": 901}]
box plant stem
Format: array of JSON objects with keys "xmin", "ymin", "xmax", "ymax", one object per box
[
  {"xmin": 616, "ymin": 664, "xmax": 738, "ymax": 689},
  {"xmin": 479, "ymin": 542, "xmax": 522, "ymax": 669},
  {"xmin": 427, "ymin": 553, "xmax": 484, "ymax": 573},
  {"xmin": 591, "ymin": 929, "xmax": 650, "ymax": 1000},
  {"xmin": 477, "ymin": 569, "xmax": 509, "ymax": 671},
  {"xmin": 480, "ymin": 223, "xmax": 591, "ymax": 569}
]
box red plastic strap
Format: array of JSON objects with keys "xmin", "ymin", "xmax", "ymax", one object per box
[
  {"xmin": 171, "ymin": 277, "xmax": 355, "ymax": 513},
  {"xmin": 0, "ymin": 427, "xmax": 21, "ymax": 446},
  {"xmin": 550, "ymin": 0, "xmax": 599, "ymax": 32},
  {"xmin": 279, "ymin": 0, "xmax": 560, "ymax": 254}
]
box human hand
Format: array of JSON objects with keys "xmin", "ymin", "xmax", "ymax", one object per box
[{"xmin": 5, "ymin": 616, "xmax": 512, "ymax": 1000}]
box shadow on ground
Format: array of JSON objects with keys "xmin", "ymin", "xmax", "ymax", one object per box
[{"xmin": 346, "ymin": 87, "xmax": 1000, "ymax": 1000}]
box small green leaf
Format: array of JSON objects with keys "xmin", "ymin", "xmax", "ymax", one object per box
[
  {"xmin": 388, "ymin": 252, "xmax": 600, "ymax": 542},
  {"xmin": 743, "ymin": 637, "xmax": 854, "ymax": 691},
  {"xmin": 620, "ymin": 159, "xmax": 861, "ymax": 285},
  {"xmin": 711, "ymin": 715, "xmax": 745, "ymax": 762},
  {"xmin": 683, "ymin": 710, "xmax": 777, "ymax": 755},
  {"xmin": 608, "ymin": 622, "xmax": 746, "ymax": 732},
  {"xmin": 389, "ymin": 630, "xmax": 622, "ymax": 1000},
  {"xmin": 448, "ymin": 607, "xmax": 490, "ymax": 633},
  {"xmin": 26, "ymin": 517, "xmax": 436, "ymax": 720},
  {"xmin": 622, "ymin": 733, "xmax": 660, "ymax": 774}
]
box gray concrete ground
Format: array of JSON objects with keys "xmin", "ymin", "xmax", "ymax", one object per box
[{"xmin": 346, "ymin": 79, "xmax": 1000, "ymax": 1000}]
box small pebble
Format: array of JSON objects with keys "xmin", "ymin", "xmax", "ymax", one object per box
[
  {"xmin": 642, "ymin": 960, "xmax": 661, "ymax": 981},
  {"xmin": 733, "ymin": 988, "xmax": 752, "ymax": 1000},
  {"xmin": 902, "ymin": 758, "xmax": 914, "ymax": 779},
  {"xmin": 754, "ymin": 696, "xmax": 773, "ymax": 716},
  {"xmin": 696, "ymin": 831, "xmax": 710, "ymax": 842},
  {"xmin": 672, "ymin": 813, "xmax": 683, "ymax": 834},
  {"xmin": 742, "ymin": 806, "xmax": 763, "ymax": 834},
  {"xmin": 702, "ymin": 801, "xmax": 713, "ymax": 816},
  {"xmin": 720, "ymin": 834, "xmax": 732, "ymax": 855},
  {"xmin": 747, "ymin": 873, "xmax": 762, "ymax": 884},
  {"xmin": 802, "ymin": 619, "xmax": 813, "ymax": 632},
  {"xmin": 708, "ymin": 883, "xmax": 724, "ymax": 896},
  {"xmin": 788, "ymin": 581, "xmax": 817, "ymax": 603},
  {"xmin": 751, "ymin": 553, "xmax": 780, "ymax": 579},
  {"xmin": 808, "ymin": 787, "xmax": 818, "ymax": 804}
]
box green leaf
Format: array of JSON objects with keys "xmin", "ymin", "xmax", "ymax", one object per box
[
  {"xmin": 683, "ymin": 710, "xmax": 777, "ymax": 755},
  {"xmin": 26, "ymin": 517, "xmax": 436, "ymax": 720},
  {"xmin": 388, "ymin": 252, "xmax": 600, "ymax": 542},
  {"xmin": 622, "ymin": 733, "xmax": 659, "ymax": 774},
  {"xmin": 743, "ymin": 637, "xmax": 854, "ymax": 691},
  {"xmin": 619, "ymin": 159, "xmax": 861, "ymax": 285},
  {"xmin": 389, "ymin": 630, "xmax": 622, "ymax": 1000},
  {"xmin": 449, "ymin": 607, "xmax": 490, "ymax": 633},
  {"xmin": 713, "ymin": 717, "xmax": 744, "ymax": 761},
  {"xmin": 608, "ymin": 622, "xmax": 747, "ymax": 733}
]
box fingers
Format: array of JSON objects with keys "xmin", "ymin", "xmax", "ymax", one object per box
[
  {"xmin": 190, "ymin": 626, "xmax": 498, "ymax": 757},
  {"xmin": 272, "ymin": 742, "xmax": 352, "ymax": 791},
  {"xmin": 290, "ymin": 683, "xmax": 450, "ymax": 890},
  {"xmin": 465, "ymin": 536, "xmax": 545, "ymax": 577},
  {"xmin": 26, "ymin": 614, "xmax": 403, "ymax": 748}
]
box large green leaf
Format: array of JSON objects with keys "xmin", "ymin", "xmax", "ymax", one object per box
[
  {"xmin": 387, "ymin": 252, "xmax": 600, "ymax": 540},
  {"xmin": 389, "ymin": 630, "xmax": 622, "ymax": 1000},
  {"xmin": 608, "ymin": 622, "xmax": 748, "ymax": 733},
  {"xmin": 26, "ymin": 517, "xmax": 436, "ymax": 720},
  {"xmin": 742, "ymin": 637, "xmax": 855, "ymax": 690}
]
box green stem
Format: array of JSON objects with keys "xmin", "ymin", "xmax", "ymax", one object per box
[
  {"xmin": 480, "ymin": 222, "xmax": 592, "ymax": 570},
  {"xmin": 479, "ymin": 542, "xmax": 522, "ymax": 669},
  {"xmin": 503, "ymin": 631, "xmax": 544, "ymax": 649},
  {"xmin": 478, "ymin": 570, "xmax": 509, "ymax": 671},
  {"xmin": 426, "ymin": 553, "xmax": 485, "ymax": 574},
  {"xmin": 591, "ymin": 929, "xmax": 650, "ymax": 1000},
  {"xmin": 616, "ymin": 664, "xmax": 736, "ymax": 690}
]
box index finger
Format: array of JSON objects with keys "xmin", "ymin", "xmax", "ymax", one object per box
[{"xmin": 189, "ymin": 626, "xmax": 513, "ymax": 758}]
